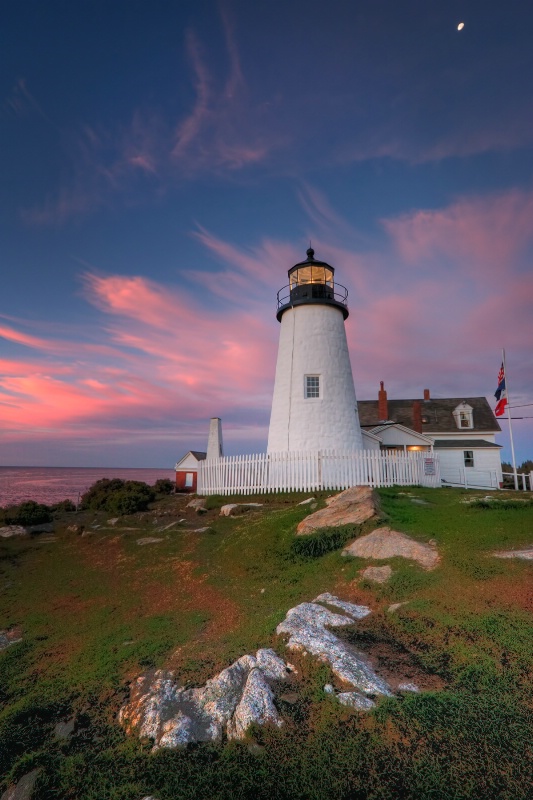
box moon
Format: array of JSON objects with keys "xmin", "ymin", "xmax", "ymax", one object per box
[{"xmin": 457, "ymin": 22, "xmax": 465, "ymax": 31}]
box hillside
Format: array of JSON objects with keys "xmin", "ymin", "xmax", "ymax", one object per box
[{"xmin": 1, "ymin": 487, "xmax": 532, "ymax": 799}]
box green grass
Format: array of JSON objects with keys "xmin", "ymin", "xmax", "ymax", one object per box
[{"xmin": 0, "ymin": 486, "xmax": 532, "ymax": 798}]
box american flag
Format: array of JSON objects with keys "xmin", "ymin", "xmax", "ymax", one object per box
[{"xmin": 494, "ymin": 363, "xmax": 507, "ymax": 417}]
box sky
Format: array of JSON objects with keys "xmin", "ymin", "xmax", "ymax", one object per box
[{"xmin": 1, "ymin": 0, "xmax": 532, "ymax": 468}]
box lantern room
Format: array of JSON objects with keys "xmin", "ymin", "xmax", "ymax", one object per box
[{"xmin": 276, "ymin": 247, "xmax": 348, "ymax": 321}]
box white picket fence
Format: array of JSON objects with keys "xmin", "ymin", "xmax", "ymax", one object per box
[{"xmin": 197, "ymin": 449, "xmax": 440, "ymax": 496}]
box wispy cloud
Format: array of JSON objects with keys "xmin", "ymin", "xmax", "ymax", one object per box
[{"xmin": 21, "ymin": 11, "xmax": 278, "ymax": 227}]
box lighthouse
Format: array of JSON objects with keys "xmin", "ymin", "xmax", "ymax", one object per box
[{"xmin": 267, "ymin": 248, "xmax": 363, "ymax": 453}]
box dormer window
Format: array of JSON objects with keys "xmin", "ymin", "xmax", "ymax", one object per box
[{"xmin": 453, "ymin": 402, "xmax": 473, "ymax": 430}]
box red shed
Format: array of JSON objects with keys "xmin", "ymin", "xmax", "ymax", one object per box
[{"xmin": 175, "ymin": 450, "xmax": 206, "ymax": 493}]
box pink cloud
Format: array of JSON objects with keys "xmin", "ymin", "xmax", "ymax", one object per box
[{"xmin": 382, "ymin": 189, "xmax": 533, "ymax": 273}]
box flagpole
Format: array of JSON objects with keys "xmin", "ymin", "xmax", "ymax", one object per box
[{"xmin": 502, "ymin": 348, "xmax": 518, "ymax": 490}]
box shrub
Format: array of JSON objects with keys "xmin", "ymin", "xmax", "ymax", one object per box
[
  {"xmin": 3, "ymin": 501, "xmax": 52, "ymax": 526},
  {"xmin": 80, "ymin": 479, "xmax": 155, "ymax": 515},
  {"xmin": 154, "ymin": 479, "xmax": 174, "ymax": 495},
  {"xmin": 80, "ymin": 479, "xmax": 126, "ymax": 511}
]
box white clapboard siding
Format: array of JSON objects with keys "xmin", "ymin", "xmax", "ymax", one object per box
[{"xmin": 197, "ymin": 450, "xmax": 440, "ymax": 496}]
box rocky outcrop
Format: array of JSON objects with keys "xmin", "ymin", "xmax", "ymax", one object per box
[
  {"xmin": 119, "ymin": 649, "xmax": 291, "ymax": 749},
  {"xmin": 120, "ymin": 594, "xmax": 405, "ymax": 750},
  {"xmin": 276, "ymin": 593, "xmax": 392, "ymax": 697},
  {"xmin": 296, "ymin": 486, "xmax": 380, "ymax": 535},
  {"xmin": 342, "ymin": 527, "xmax": 440, "ymax": 570}
]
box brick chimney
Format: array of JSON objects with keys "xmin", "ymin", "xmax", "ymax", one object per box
[
  {"xmin": 423, "ymin": 388, "xmax": 430, "ymax": 401},
  {"xmin": 378, "ymin": 381, "xmax": 388, "ymax": 421},
  {"xmin": 413, "ymin": 400, "xmax": 422, "ymax": 433}
]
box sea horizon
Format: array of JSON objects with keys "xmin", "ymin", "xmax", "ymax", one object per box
[{"xmin": 0, "ymin": 465, "xmax": 176, "ymax": 507}]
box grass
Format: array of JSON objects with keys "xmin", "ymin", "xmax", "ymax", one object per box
[{"xmin": 0, "ymin": 486, "xmax": 532, "ymax": 798}]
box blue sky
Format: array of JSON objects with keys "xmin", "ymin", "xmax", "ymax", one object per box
[{"xmin": 1, "ymin": 0, "xmax": 532, "ymax": 467}]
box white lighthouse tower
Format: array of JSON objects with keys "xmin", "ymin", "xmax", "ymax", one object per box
[{"xmin": 267, "ymin": 248, "xmax": 363, "ymax": 453}]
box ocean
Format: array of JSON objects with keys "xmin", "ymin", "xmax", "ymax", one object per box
[{"xmin": 0, "ymin": 466, "xmax": 176, "ymax": 507}]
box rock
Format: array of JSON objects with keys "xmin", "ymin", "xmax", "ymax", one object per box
[
  {"xmin": 54, "ymin": 716, "xmax": 76, "ymax": 739},
  {"xmin": 398, "ymin": 682, "xmax": 420, "ymax": 692},
  {"xmin": 276, "ymin": 595, "xmax": 392, "ymax": 697},
  {"xmin": 227, "ymin": 667, "xmax": 282, "ymax": 740},
  {"xmin": 323, "ymin": 684, "xmax": 335, "ymax": 694},
  {"xmin": 361, "ymin": 565, "xmax": 393, "ymax": 583},
  {"xmin": 191, "ymin": 527, "xmax": 213, "ymax": 533},
  {"xmin": 67, "ymin": 524, "xmax": 84, "ymax": 534},
  {"xmin": 0, "ymin": 526, "xmax": 27, "ymax": 538},
  {"xmin": 298, "ymin": 497, "xmax": 316, "ymax": 505},
  {"xmin": 337, "ymin": 692, "xmax": 376, "ymax": 710},
  {"xmin": 136, "ymin": 537, "xmax": 164, "ymax": 546},
  {"xmin": 0, "ymin": 628, "xmax": 23, "ymax": 651},
  {"xmin": 1, "ymin": 769, "xmax": 41, "ymax": 800},
  {"xmin": 387, "ymin": 602, "xmax": 407, "ymax": 613},
  {"xmin": 119, "ymin": 648, "xmax": 290, "ymax": 749},
  {"xmin": 156, "ymin": 521, "xmax": 184, "ymax": 532},
  {"xmin": 187, "ymin": 499, "xmax": 206, "ymax": 511},
  {"xmin": 410, "ymin": 498, "xmax": 430, "ymax": 506},
  {"xmin": 296, "ymin": 486, "xmax": 380, "ymax": 535},
  {"xmin": 220, "ymin": 503, "xmax": 263, "ymax": 517},
  {"xmin": 107, "ymin": 518, "xmax": 119, "ymax": 526},
  {"xmin": 342, "ymin": 527, "xmax": 440, "ymax": 570},
  {"xmin": 26, "ymin": 523, "xmax": 54, "ymax": 533},
  {"xmin": 493, "ymin": 546, "xmax": 533, "ymax": 561}
]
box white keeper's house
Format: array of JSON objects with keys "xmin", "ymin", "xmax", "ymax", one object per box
[
  {"xmin": 176, "ymin": 248, "xmax": 503, "ymax": 494},
  {"xmin": 358, "ymin": 383, "xmax": 503, "ymax": 489}
]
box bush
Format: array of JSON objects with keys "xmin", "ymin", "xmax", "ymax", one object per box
[
  {"xmin": 3, "ymin": 501, "xmax": 52, "ymax": 526},
  {"xmin": 80, "ymin": 479, "xmax": 155, "ymax": 516},
  {"xmin": 154, "ymin": 479, "xmax": 174, "ymax": 495}
]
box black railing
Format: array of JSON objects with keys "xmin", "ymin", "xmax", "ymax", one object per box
[{"xmin": 276, "ymin": 281, "xmax": 348, "ymax": 311}]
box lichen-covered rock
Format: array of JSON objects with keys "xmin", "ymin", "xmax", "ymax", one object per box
[
  {"xmin": 342, "ymin": 527, "xmax": 440, "ymax": 570},
  {"xmin": 296, "ymin": 486, "xmax": 380, "ymax": 535},
  {"xmin": 276, "ymin": 594, "xmax": 392, "ymax": 697},
  {"xmin": 119, "ymin": 649, "xmax": 290, "ymax": 749}
]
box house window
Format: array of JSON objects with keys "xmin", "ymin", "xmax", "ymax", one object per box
[
  {"xmin": 185, "ymin": 472, "xmax": 194, "ymax": 487},
  {"xmin": 464, "ymin": 451, "xmax": 474, "ymax": 468},
  {"xmin": 453, "ymin": 403, "xmax": 473, "ymax": 429},
  {"xmin": 305, "ymin": 375, "xmax": 320, "ymax": 399}
]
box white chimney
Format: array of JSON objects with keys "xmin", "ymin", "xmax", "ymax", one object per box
[{"xmin": 207, "ymin": 417, "xmax": 224, "ymax": 460}]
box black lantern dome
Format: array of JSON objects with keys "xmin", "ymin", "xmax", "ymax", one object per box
[{"xmin": 276, "ymin": 247, "xmax": 349, "ymax": 321}]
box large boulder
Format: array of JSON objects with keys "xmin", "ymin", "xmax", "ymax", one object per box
[
  {"xmin": 342, "ymin": 527, "xmax": 440, "ymax": 570},
  {"xmin": 296, "ymin": 486, "xmax": 380, "ymax": 535}
]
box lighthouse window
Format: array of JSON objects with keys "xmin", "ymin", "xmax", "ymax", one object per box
[{"xmin": 305, "ymin": 375, "xmax": 320, "ymax": 398}]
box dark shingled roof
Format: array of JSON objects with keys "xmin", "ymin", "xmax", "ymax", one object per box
[
  {"xmin": 358, "ymin": 397, "xmax": 501, "ymax": 434},
  {"xmin": 433, "ymin": 439, "xmax": 502, "ymax": 449},
  {"xmin": 190, "ymin": 451, "xmax": 207, "ymax": 460}
]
